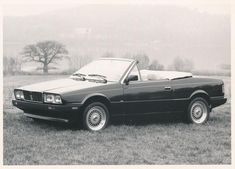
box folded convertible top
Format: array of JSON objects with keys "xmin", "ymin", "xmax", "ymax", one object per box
[{"xmin": 140, "ymin": 70, "xmax": 193, "ymax": 80}]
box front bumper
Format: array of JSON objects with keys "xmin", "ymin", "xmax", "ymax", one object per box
[
  {"xmin": 12, "ymin": 100, "xmax": 83, "ymax": 123},
  {"xmin": 210, "ymin": 96, "xmax": 227, "ymax": 108}
]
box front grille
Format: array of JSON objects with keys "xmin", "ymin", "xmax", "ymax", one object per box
[
  {"xmin": 23, "ymin": 91, "xmax": 31, "ymax": 100},
  {"xmin": 23, "ymin": 90, "xmax": 43, "ymax": 102}
]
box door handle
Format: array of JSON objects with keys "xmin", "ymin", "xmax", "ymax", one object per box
[{"xmin": 164, "ymin": 86, "xmax": 172, "ymax": 90}]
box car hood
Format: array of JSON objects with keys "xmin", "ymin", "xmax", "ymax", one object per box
[{"xmin": 18, "ymin": 78, "xmax": 109, "ymax": 93}]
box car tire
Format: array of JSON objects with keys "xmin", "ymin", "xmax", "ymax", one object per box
[
  {"xmin": 83, "ymin": 102, "xmax": 109, "ymax": 131},
  {"xmin": 187, "ymin": 97, "xmax": 210, "ymax": 124}
]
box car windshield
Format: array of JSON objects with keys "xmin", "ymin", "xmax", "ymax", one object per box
[{"xmin": 71, "ymin": 59, "xmax": 132, "ymax": 82}]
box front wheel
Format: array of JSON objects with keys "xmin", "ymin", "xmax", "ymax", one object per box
[
  {"xmin": 83, "ymin": 102, "xmax": 109, "ymax": 131},
  {"xmin": 187, "ymin": 97, "xmax": 210, "ymax": 124}
]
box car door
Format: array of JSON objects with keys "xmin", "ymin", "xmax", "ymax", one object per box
[{"xmin": 122, "ymin": 65, "xmax": 173, "ymax": 115}]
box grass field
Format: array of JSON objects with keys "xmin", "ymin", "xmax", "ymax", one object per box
[{"xmin": 3, "ymin": 75, "xmax": 231, "ymax": 165}]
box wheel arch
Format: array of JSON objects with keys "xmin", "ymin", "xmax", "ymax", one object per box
[
  {"xmin": 189, "ymin": 90, "xmax": 211, "ymax": 107},
  {"xmin": 81, "ymin": 93, "xmax": 111, "ymax": 112}
]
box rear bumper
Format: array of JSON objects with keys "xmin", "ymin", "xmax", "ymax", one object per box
[
  {"xmin": 210, "ymin": 96, "xmax": 227, "ymax": 108},
  {"xmin": 12, "ymin": 100, "xmax": 82, "ymax": 123}
]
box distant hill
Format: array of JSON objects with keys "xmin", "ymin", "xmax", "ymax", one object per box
[{"xmin": 3, "ymin": 4, "xmax": 230, "ymax": 71}]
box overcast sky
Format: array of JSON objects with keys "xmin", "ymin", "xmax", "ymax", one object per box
[{"xmin": 3, "ymin": 0, "xmax": 230, "ymax": 16}]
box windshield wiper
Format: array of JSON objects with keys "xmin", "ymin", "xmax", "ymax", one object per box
[
  {"xmin": 71, "ymin": 73, "xmax": 86, "ymax": 81},
  {"xmin": 87, "ymin": 74, "xmax": 107, "ymax": 83},
  {"xmin": 88, "ymin": 74, "xmax": 106, "ymax": 78},
  {"xmin": 73, "ymin": 73, "xmax": 86, "ymax": 77}
]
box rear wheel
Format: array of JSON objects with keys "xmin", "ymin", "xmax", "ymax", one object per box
[
  {"xmin": 187, "ymin": 97, "xmax": 210, "ymax": 124},
  {"xmin": 83, "ymin": 102, "xmax": 109, "ymax": 131}
]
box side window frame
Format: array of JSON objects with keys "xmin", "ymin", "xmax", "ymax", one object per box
[
  {"xmin": 136, "ymin": 63, "xmax": 142, "ymax": 81},
  {"xmin": 126, "ymin": 64, "xmax": 142, "ymax": 82}
]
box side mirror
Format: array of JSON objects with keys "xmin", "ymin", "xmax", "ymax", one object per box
[{"xmin": 124, "ymin": 75, "xmax": 138, "ymax": 85}]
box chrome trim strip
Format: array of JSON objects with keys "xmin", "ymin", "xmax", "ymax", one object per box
[
  {"xmin": 110, "ymin": 98, "xmax": 189, "ymax": 104},
  {"xmin": 24, "ymin": 113, "xmax": 69, "ymax": 123},
  {"xmin": 111, "ymin": 111, "xmax": 182, "ymax": 117},
  {"xmin": 210, "ymin": 96, "xmax": 226, "ymax": 100}
]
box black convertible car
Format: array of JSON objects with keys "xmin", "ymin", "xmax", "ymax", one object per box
[{"xmin": 12, "ymin": 58, "xmax": 227, "ymax": 131}]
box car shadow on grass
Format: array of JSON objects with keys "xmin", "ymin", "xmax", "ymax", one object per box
[
  {"xmin": 21, "ymin": 113, "xmax": 185, "ymax": 131},
  {"xmin": 28, "ymin": 118, "xmax": 78, "ymax": 130},
  {"xmin": 111, "ymin": 113, "xmax": 184, "ymax": 126}
]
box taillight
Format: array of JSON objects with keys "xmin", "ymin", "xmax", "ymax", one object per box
[{"xmin": 222, "ymin": 84, "xmax": 224, "ymax": 94}]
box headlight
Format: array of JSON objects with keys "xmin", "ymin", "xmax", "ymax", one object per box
[
  {"xmin": 14, "ymin": 90, "xmax": 24, "ymax": 100},
  {"xmin": 55, "ymin": 95, "xmax": 62, "ymax": 103},
  {"xmin": 43, "ymin": 93, "xmax": 62, "ymax": 104}
]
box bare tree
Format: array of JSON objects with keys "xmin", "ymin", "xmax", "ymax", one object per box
[
  {"xmin": 22, "ymin": 41, "xmax": 69, "ymax": 73},
  {"xmin": 124, "ymin": 53, "xmax": 150, "ymax": 70},
  {"xmin": 133, "ymin": 53, "xmax": 150, "ymax": 70},
  {"xmin": 148, "ymin": 60, "xmax": 164, "ymax": 70},
  {"xmin": 171, "ymin": 56, "xmax": 194, "ymax": 71},
  {"xmin": 102, "ymin": 52, "xmax": 114, "ymax": 58},
  {"xmin": 172, "ymin": 57, "xmax": 184, "ymax": 71},
  {"xmin": 184, "ymin": 59, "xmax": 194, "ymax": 71},
  {"xmin": 3, "ymin": 56, "xmax": 22, "ymax": 75}
]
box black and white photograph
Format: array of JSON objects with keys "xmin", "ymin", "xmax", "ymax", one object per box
[{"xmin": 1, "ymin": 0, "xmax": 232, "ymax": 166}]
